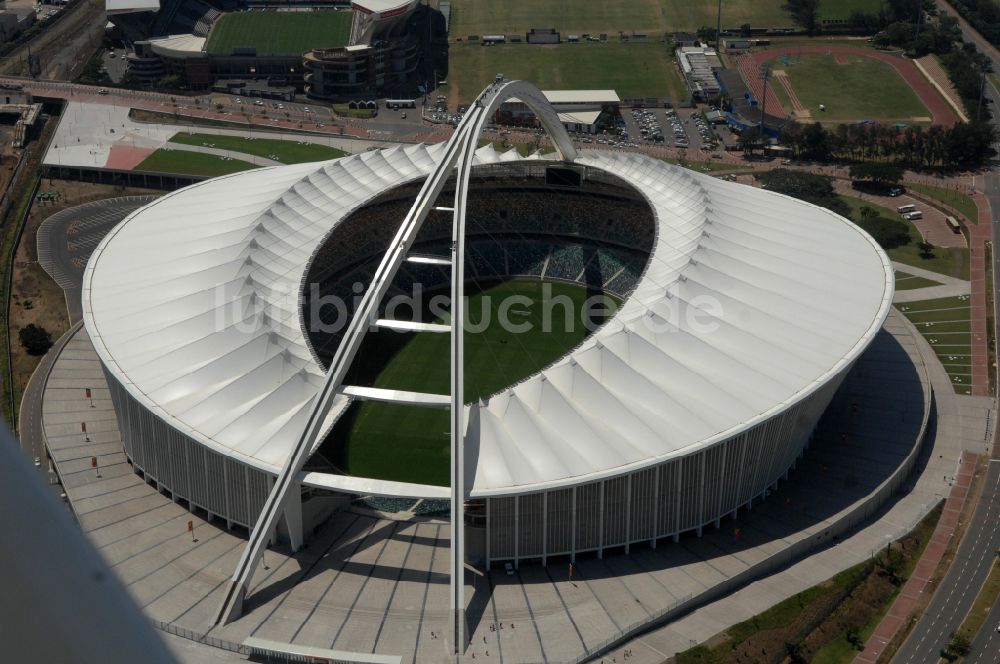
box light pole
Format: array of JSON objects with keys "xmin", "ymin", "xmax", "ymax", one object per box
[
  {"xmin": 716, "ymin": 0, "xmax": 723, "ymax": 50},
  {"xmin": 759, "ymin": 63, "xmax": 771, "ymax": 136}
]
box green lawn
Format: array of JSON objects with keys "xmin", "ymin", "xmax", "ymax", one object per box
[
  {"xmin": 169, "ymin": 132, "xmax": 348, "ymax": 164},
  {"xmin": 906, "ymin": 182, "xmax": 979, "ymax": 225},
  {"xmin": 134, "ymin": 149, "xmax": 258, "ymax": 177},
  {"xmin": 894, "ymin": 271, "xmax": 941, "ymax": 291},
  {"xmin": 840, "ymin": 195, "xmax": 969, "ymax": 279},
  {"xmin": 769, "ymin": 53, "xmax": 930, "ymax": 122},
  {"xmin": 320, "ymin": 278, "xmax": 619, "ymax": 485},
  {"xmin": 448, "ymin": 0, "xmax": 881, "ymax": 35},
  {"xmin": 897, "ymin": 296, "xmax": 973, "ymax": 393},
  {"xmin": 206, "ymin": 11, "xmax": 352, "ymax": 56},
  {"xmin": 447, "ymin": 41, "xmax": 687, "ymax": 104}
]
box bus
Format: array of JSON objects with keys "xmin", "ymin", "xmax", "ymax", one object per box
[
  {"xmin": 945, "ymin": 215, "xmax": 961, "ymax": 234},
  {"xmin": 385, "ymin": 99, "xmax": 416, "ymax": 110}
]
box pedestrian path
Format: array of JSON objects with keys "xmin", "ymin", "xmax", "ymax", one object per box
[
  {"xmin": 35, "ymin": 307, "xmax": 952, "ymax": 664},
  {"xmin": 853, "ymin": 450, "xmax": 979, "ymax": 663}
]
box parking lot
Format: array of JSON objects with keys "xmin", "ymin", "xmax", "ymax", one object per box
[{"xmin": 619, "ymin": 106, "xmax": 720, "ymax": 152}]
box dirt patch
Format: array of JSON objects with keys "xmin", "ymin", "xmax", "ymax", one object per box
[{"xmin": 9, "ymin": 180, "xmax": 160, "ymax": 408}]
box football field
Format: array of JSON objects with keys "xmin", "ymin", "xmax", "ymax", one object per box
[
  {"xmin": 320, "ymin": 278, "xmax": 619, "ymax": 486},
  {"xmin": 206, "ymin": 11, "xmax": 352, "ymax": 56},
  {"xmin": 446, "ymin": 41, "xmax": 687, "ymax": 105},
  {"xmin": 768, "ymin": 53, "xmax": 930, "ymax": 122},
  {"xmin": 447, "ymin": 0, "xmax": 881, "ymax": 36}
]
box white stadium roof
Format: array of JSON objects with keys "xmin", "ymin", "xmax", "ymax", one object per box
[
  {"xmin": 83, "ymin": 146, "xmax": 892, "ymax": 497},
  {"xmin": 105, "ymin": 0, "xmax": 159, "ymax": 14}
]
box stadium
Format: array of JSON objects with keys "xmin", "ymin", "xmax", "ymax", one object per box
[{"xmin": 82, "ymin": 82, "xmax": 893, "ymax": 584}]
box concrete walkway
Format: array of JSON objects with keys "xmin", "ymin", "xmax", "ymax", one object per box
[
  {"xmin": 893, "ymin": 260, "xmax": 972, "ymax": 303},
  {"xmin": 35, "ymin": 308, "xmax": 973, "ymax": 664},
  {"xmin": 45, "ymin": 103, "xmax": 397, "ymax": 171},
  {"xmin": 615, "ymin": 316, "xmax": 994, "ymax": 662},
  {"xmin": 853, "ymin": 450, "xmax": 979, "ymax": 663}
]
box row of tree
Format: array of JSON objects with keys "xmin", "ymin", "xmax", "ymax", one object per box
[
  {"xmin": 948, "ymin": 0, "xmax": 1000, "ymax": 47},
  {"xmin": 772, "ymin": 120, "xmax": 997, "ymax": 171}
]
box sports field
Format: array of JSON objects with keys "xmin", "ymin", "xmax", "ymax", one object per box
[
  {"xmin": 767, "ymin": 53, "xmax": 930, "ymax": 122},
  {"xmin": 169, "ymin": 133, "xmax": 348, "ymax": 164},
  {"xmin": 898, "ymin": 296, "xmax": 972, "ymax": 393},
  {"xmin": 206, "ymin": 11, "xmax": 352, "ymax": 56},
  {"xmin": 134, "ymin": 149, "xmax": 258, "ymax": 176},
  {"xmin": 320, "ymin": 278, "xmax": 620, "ymax": 486},
  {"xmin": 446, "ymin": 41, "xmax": 687, "ymax": 104},
  {"xmin": 447, "ymin": 0, "xmax": 881, "ymax": 36}
]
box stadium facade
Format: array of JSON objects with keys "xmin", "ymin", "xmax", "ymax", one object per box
[
  {"xmin": 108, "ymin": 0, "xmax": 431, "ymax": 98},
  {"xmin": 84, "ymin": 85, "xmax": 893, "ymax": 577}
]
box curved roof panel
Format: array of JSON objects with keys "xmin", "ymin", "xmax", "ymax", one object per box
[{"xmin": 83, "ymin": 147, "xmax": 893, "ymax": 495}]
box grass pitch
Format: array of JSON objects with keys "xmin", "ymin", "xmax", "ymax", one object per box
[
  {"xmin": 447, "ymin": 41, "xmax": 687, "ymax": 104},
  {"xmin": 767, "ymin": 53, "xmax": 929, "ymax": 122},
  {"xmin": 134, "ymin": 149, "xmax": 258, "ymax": 176},
  {"xmin": 169, "ymin": 133, "xmax": 348, "ymax": 164},
  {"xmin": 321, "ymin": 278, "xmax": 619, "ymax": 486},
  {"xmin": 206, "ymin": 11, "xmax": 352, "ymax": 56},
  {"xmin": 897, "ymin": 296, "xmax": 972, "ymax": 393},
  {"xmin": 447, "ymin": 0, "xmax": 881, "ymax": 36}
]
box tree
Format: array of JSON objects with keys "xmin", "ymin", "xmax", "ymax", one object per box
[
  {"xmin": 945, "ymin": 632, "xmax": 971, "ymax": 657},
  {"xmin": 19, "ymin": 324, "xmax": 52, "ymax": 356},
  {"xmin": 155, "ymin": 74, "xmax": 182, "ymax": 90},
  {"xmin": 859, "ymin": 215, "xmax": 911, "ymax": 249},
  {"xmin": 849, "ymin": 163, "xmax": 904, "ymax": 188},
  {"xmin": 918, "ymin": 241, "xmax": 935, "ymax": 259},
  {"xmin": 696, "ymin": 26, "xmax": 716, "ymax": 45},
  {"xmin": 783, "ymin": 0, "xmax": 821, "ymax": 34},
  {"xmin": 738, "ymin": 126, "xmax": 765, "ymax": 156}
]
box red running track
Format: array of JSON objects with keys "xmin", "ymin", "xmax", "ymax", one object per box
[{"xmin": 745, "ymin": 45, "xmax": 959, "ymax": 126}]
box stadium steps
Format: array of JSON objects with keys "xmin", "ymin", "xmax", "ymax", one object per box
[{"xmin": 340, "ymin": 385, "xmax": 450, "ymax": 408}]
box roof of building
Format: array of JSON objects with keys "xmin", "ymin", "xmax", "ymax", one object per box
[
  {"xmin": 148, "ymin": 33, "xmax": 206, "ymax": 58},
  {"xmin": 350, "ymin": 0, "xmax": 418, "ymax": 18},
  {"xmin": 556, "ymin": 110, "xmax": 602, "ymax": 125},
  {"xmin": 83, "ymin": 146, "xmax": 892, "ymax": 498},
  {"xmin": 543, "ymin": 89, "xmax": 620, "ymax": 105},
  {"xmin": 105, "ymin": 0, "xmax": 160, "ymax": 15}
]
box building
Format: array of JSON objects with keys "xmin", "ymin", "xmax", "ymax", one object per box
[
  {"xmin": 84, "ymin": 122, "xmax": 892, "ymax": 569},
  {"xmin": 107, "ymin": 0, "xmax": 431, "ymax": 97},
  {"xmin": 676, "ymin": 45, "xmax": 723, "ymax": 101},
  {"xmin": 670, "ymin": 31, "xmax": 699, "ymax": 47},
  {"xmin": 495, "ymin": 89, "xmax": 621, "ymax": 133}
]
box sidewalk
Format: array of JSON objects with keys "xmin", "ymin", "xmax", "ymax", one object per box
[
  {"xmin": 970, "ymin": 192, "xmax": 991, "ymax": 396},
  {"xmin": 853, "ymin": 450, "xmax": 980, "ymax": 663}
]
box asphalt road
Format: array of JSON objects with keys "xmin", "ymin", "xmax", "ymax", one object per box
[{"xmin": 891, "ymin": 8, "xmax": 1000, "ymax": 662}]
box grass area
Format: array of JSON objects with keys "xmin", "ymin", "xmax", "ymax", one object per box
[
  {"xmin": 169, "ymin": 133, "xmax": 347, "ymax": 164},
  {"xmin": 840, "ymin": 195, "xmax": 969, "ymax": 280},
  {"xmin": 448, "ymin": 0, "xmax": 881, "ymax": 35},
  {"xmin": 898, "ymin": 296, "xmax": 972, "ymax": 393},
  {"xmin": 895, "ymin": 271, "xmax": 941, "ymax": 290},
  {"xmin": 320, "ymin": 278, "xmax": 619, "ymax": 485},
  {"xmin": 134, "ymin": 149, "xmax": 259, "ymax": 177},
  {"xmin": 332, "ymin": 104, "xmax": 377, "ymax": 119},
  {"xmin": 447, "ymin": 41, "xmax": 687, "ymax": 104},
  {"xmin": 678, "ymin": 502, "xmax": 943, "ymax": 664},
  {"xmin": 954, "ymin": 558, "xmax": 1000, "ymax": 646},
  {"xmin": 206, "ymin": 10, "xmax": 351, "ymax": 56},
  {"xmin": 906, "ymin": 182, "xmax": 979, "ymax": 225},
  {"xmin": 767, "ymin": 53, "xmax": 929, "ymax": 122},
  {"xmin": 808, "ymin": 503, "xmax": 944, "ymax": 663}
]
